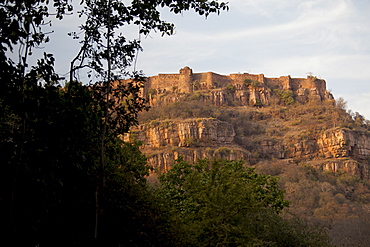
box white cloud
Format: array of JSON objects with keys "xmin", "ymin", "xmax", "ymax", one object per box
[
  {"xmin": 33, "ymin": 0, "xmax": 369, "ymax": 119},
  {"xmin": 141, "ymin": 0, "xmax": 370, "ymax": 74}
]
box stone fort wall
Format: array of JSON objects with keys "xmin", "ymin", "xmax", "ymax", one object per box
[{"xmin": 143, "ymin": 66, "xmax": 328, "ymax": 98}]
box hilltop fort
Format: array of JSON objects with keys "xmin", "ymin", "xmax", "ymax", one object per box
[
  {"xmin": 126, "ymin": 67, "xmax": 370, "ymax": 179},
  {"xmin": 126, "ymin": 67, "xmax": 370, "ymax": 245},
  {"xmin": 142, "ymin": 66, "xmax": 333, "ymax": 106}
]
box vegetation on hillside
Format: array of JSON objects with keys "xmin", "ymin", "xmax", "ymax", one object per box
[
  {"xmin": 1, "ymin": 0, "xmax": 369, "ymax": 246},
  {"xmin": 0, "ymin": 0, "xmax": 229, "ymax": 246},
  {"xmin": 137, "ymin": 86, "xmax": 370, "ymax": 246},
  {"xmin": 156, "ymin": 158, "xmax": 332, "ymax": 246},
  {"xmin": 256, "ymin": 160, "xmax": 370, "ymax": 246}
]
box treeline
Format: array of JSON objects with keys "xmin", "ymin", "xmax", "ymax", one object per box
[
  {"xmin": 156, "ymin": 158, "xmax": 332, "ymax": 246},
  {"xmin": 0, "ymin": 81, "xmax": 160, "ymax": 246},
  {"xmin": 256, "ymin": 160, "xmax": 370, "ymax": 246},
  {"xmin": 0, "ymin": 0, "xmax": 228, "ymax": 245}
]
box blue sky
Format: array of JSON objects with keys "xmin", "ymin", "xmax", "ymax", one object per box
[{"xmin": 33, "ymin": 0, "xmax": 370, "ymax": 119}]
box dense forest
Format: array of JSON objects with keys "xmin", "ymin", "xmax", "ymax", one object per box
[{"xmin": 0, "ymin": 1, "xmax": 368, "ymax": 246}]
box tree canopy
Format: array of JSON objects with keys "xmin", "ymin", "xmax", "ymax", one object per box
[
  {"xmin": 0, "ymin": 0, "xmax": 229, "ymax": 246},
  {"xmin": 156, "ymin": 158, "xmax": 332, "ymax": 246}
]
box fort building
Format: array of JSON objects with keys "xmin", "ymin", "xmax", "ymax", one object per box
[{"xmin": 142, "ymin": 67, "xmax": 331, "ymax": 104}]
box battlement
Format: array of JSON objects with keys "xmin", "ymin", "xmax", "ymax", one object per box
[{"xmin": 144, "ymin": 66, "xmax": 329, "ymax": 97}]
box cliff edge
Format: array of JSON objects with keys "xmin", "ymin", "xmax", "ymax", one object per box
[{"xmin": 126, "ymin": 67, "xmax": 370, "ymax": 178}]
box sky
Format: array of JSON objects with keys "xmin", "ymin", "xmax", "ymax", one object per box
[{"xmin": 34, "ymin": 0, "xmax": 370, "ymax": 119}]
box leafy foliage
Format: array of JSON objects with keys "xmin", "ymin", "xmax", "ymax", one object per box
[
  {"xmin": 273, "ymin": 89, "xmax": 295, "ymax": 105},
  {"xmin": 156, "ymin": 158, "xmax": 332, "ymax": 246},
  {"xmin": 70, "ymin": 0, "xmax": 228, "ymax": 82},
  {"xmin": 244, "ymin": 78, "xmax": 252, "ymax": 86},
  {"xmin": 0, "ymin": 81, "xmax": 161, "ymax": 246},
  {"xmin": 226, "ymin": 82, "xmax": 235, "ymax": 92},
  {"xmin": 0, "ymin": 0, "xmax": 229, "ymax": 245},
  {"xmin": 256, "ymin": 160, "xmax": 370, "ymax": 245}
]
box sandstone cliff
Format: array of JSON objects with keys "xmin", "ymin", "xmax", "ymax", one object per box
[
  {"xmin": 129, "ymin": 67, "xmax": 370, "ymax": 178},
  {"xmin": 128, "ymin": 118, "xmax": 235, "ymax": 148},
  {"xmin": 125, "ymin": 118, "xmax": 249, "ymax": 173},
  {"xmin": 129, "ymin": 118, "xmax": 370, "ymax": 178},
  {"xmin": 317, "ymin": 128, "xmax": 370, "ymax": 159}
]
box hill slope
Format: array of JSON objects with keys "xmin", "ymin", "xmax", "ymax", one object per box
[
  {"xmin": 127, "ymin": 67, "xmax": 370, "ymax": 246},
  {"xmin": 127, "ymin": 67, "xmax": 370, "ymax": 178}
]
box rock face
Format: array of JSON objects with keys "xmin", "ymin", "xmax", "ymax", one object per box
[
  {"xmin": 125, "ymin": 118, "xmax": 248, "ymax": 173},
  {"xmin": 315, "ymin": 159, "xmax": 370, "ymax": 179},
  {"xmin": 317, "ymin": 128, "xmax": 370, "ymax": 159},
  {"xmin": 146, "ymin": 147, "xmax": 249, "ymax": 173},
  {"xmin": 127, "ymin": 118, "xmax": 235, "ymax": 148},
  {"xmin": 129, "ymin": 119, "xmax": 370, "ymax": 177},
  {"xmin": 128, "ymin": 67, "xmax": 370, "ymax": 178}
]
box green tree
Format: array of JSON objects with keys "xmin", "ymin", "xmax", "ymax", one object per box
[
  {"xmin": 156, "ymin": 158, "xmax": 332, "ymax": 246},
  {"xmin": 226, "ymin": 83, "xmax": 236, "ymax": 92},
  {"xmin": 1, "ymin": 82, "xmax": 101, "ymax": 245},
  {"xmin": 0, "ymin": 82, "xmax": 173, "ymax": 246},
  {"xmin": 244, "ymin": 78, "xmax": 252, "ymax": 87},
  {"xmin": 68, "ymin": 0, "xmax": 228, "ymax": 240},
  {"xmin": 1, "ymin": 0, "xmax": 229, "ymax": 245},
  {"xmin": 254, "ymin": 98, "xmax": 263, "ymax": 107},
  {"xmin": 274, "ymin": 89, "xmax": 295, "ymax": 105}
]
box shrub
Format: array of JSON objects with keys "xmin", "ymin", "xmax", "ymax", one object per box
[
  {"xmin": 226, "ymin": 83, "xmax": 235, "ymax": 92},
  {"xmin": 254, "ymin": 98, "xmax": 263, "ymax": 107},
  {"xmin": 193, "ymin": 81, "xmax": 200, "ymax": 90},
  {"xmin": 273, "ymin": 89, "xmax": 295, "ymax": 105},
  {"xmin": 149, "ymin": 119, "xmax": 160, "ymax": 126},
  {"xmin": 190, "ymin": 91, "xmax": 202, "ymax": 100},
  {"xmin": 251, "ymin": 81, "xmax": 260, "ymax": 87},
  {"xmin": 183, "ymin": 137, "xmax": 198, "ymax": 147},
  {"xmin": 214, "ymin": 146, "xmax": 232, "ymax": 155},
  {"xmin": 244, "ymin": 78, "xmax": 252, "ymax": 86}
]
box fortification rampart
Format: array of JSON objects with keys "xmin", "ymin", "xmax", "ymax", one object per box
[
  {"xmin": 141, "ymin": 67, "xmax": 332, "ymax": 103},
  {"xmin": 192, "ymin": 72, "xmax": 232, "ymax": 89},
  {"xmin": 145, "ymin": 66, "xmax": 192, "ymax": 94},
  {"xmin": 192, "ymin": 72, "xmax": 213, "ymax": 89},
  {"xmin": 229, "ymin": 73, "xmax": 264, "ymax": 84}
]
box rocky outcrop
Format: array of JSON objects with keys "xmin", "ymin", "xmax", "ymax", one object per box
[
  {"xmin": 313, "ymin": 159, "xmax": 370, "ymax": 178},
  {"xmin": 317, "ymin": 128, "xmax": 370, "ymax": 159},
  {"xmin": 129, "ymin": 67, "xmax": 369, "ymax": 178},
  {"xmin": 126, "ymin": 118, "xmax": 235, "ymax": 148},
  {"xmin": 147, "ymin": 147, "xmax": 250, "ymax": 173},
  {"xmin": 126, "ymin": 118, "xmax": 251, "ymax": 173},
  {"xmin": 286, "ymin": 129, "xmax": 370, "ymax": 178},
  {"xmin": 130, "ymin": 119, "xmax": 370, "ymax": 178},
  {"xmin": 248, "ymin": 128, "xmax": 370, "ymax": 160}
]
